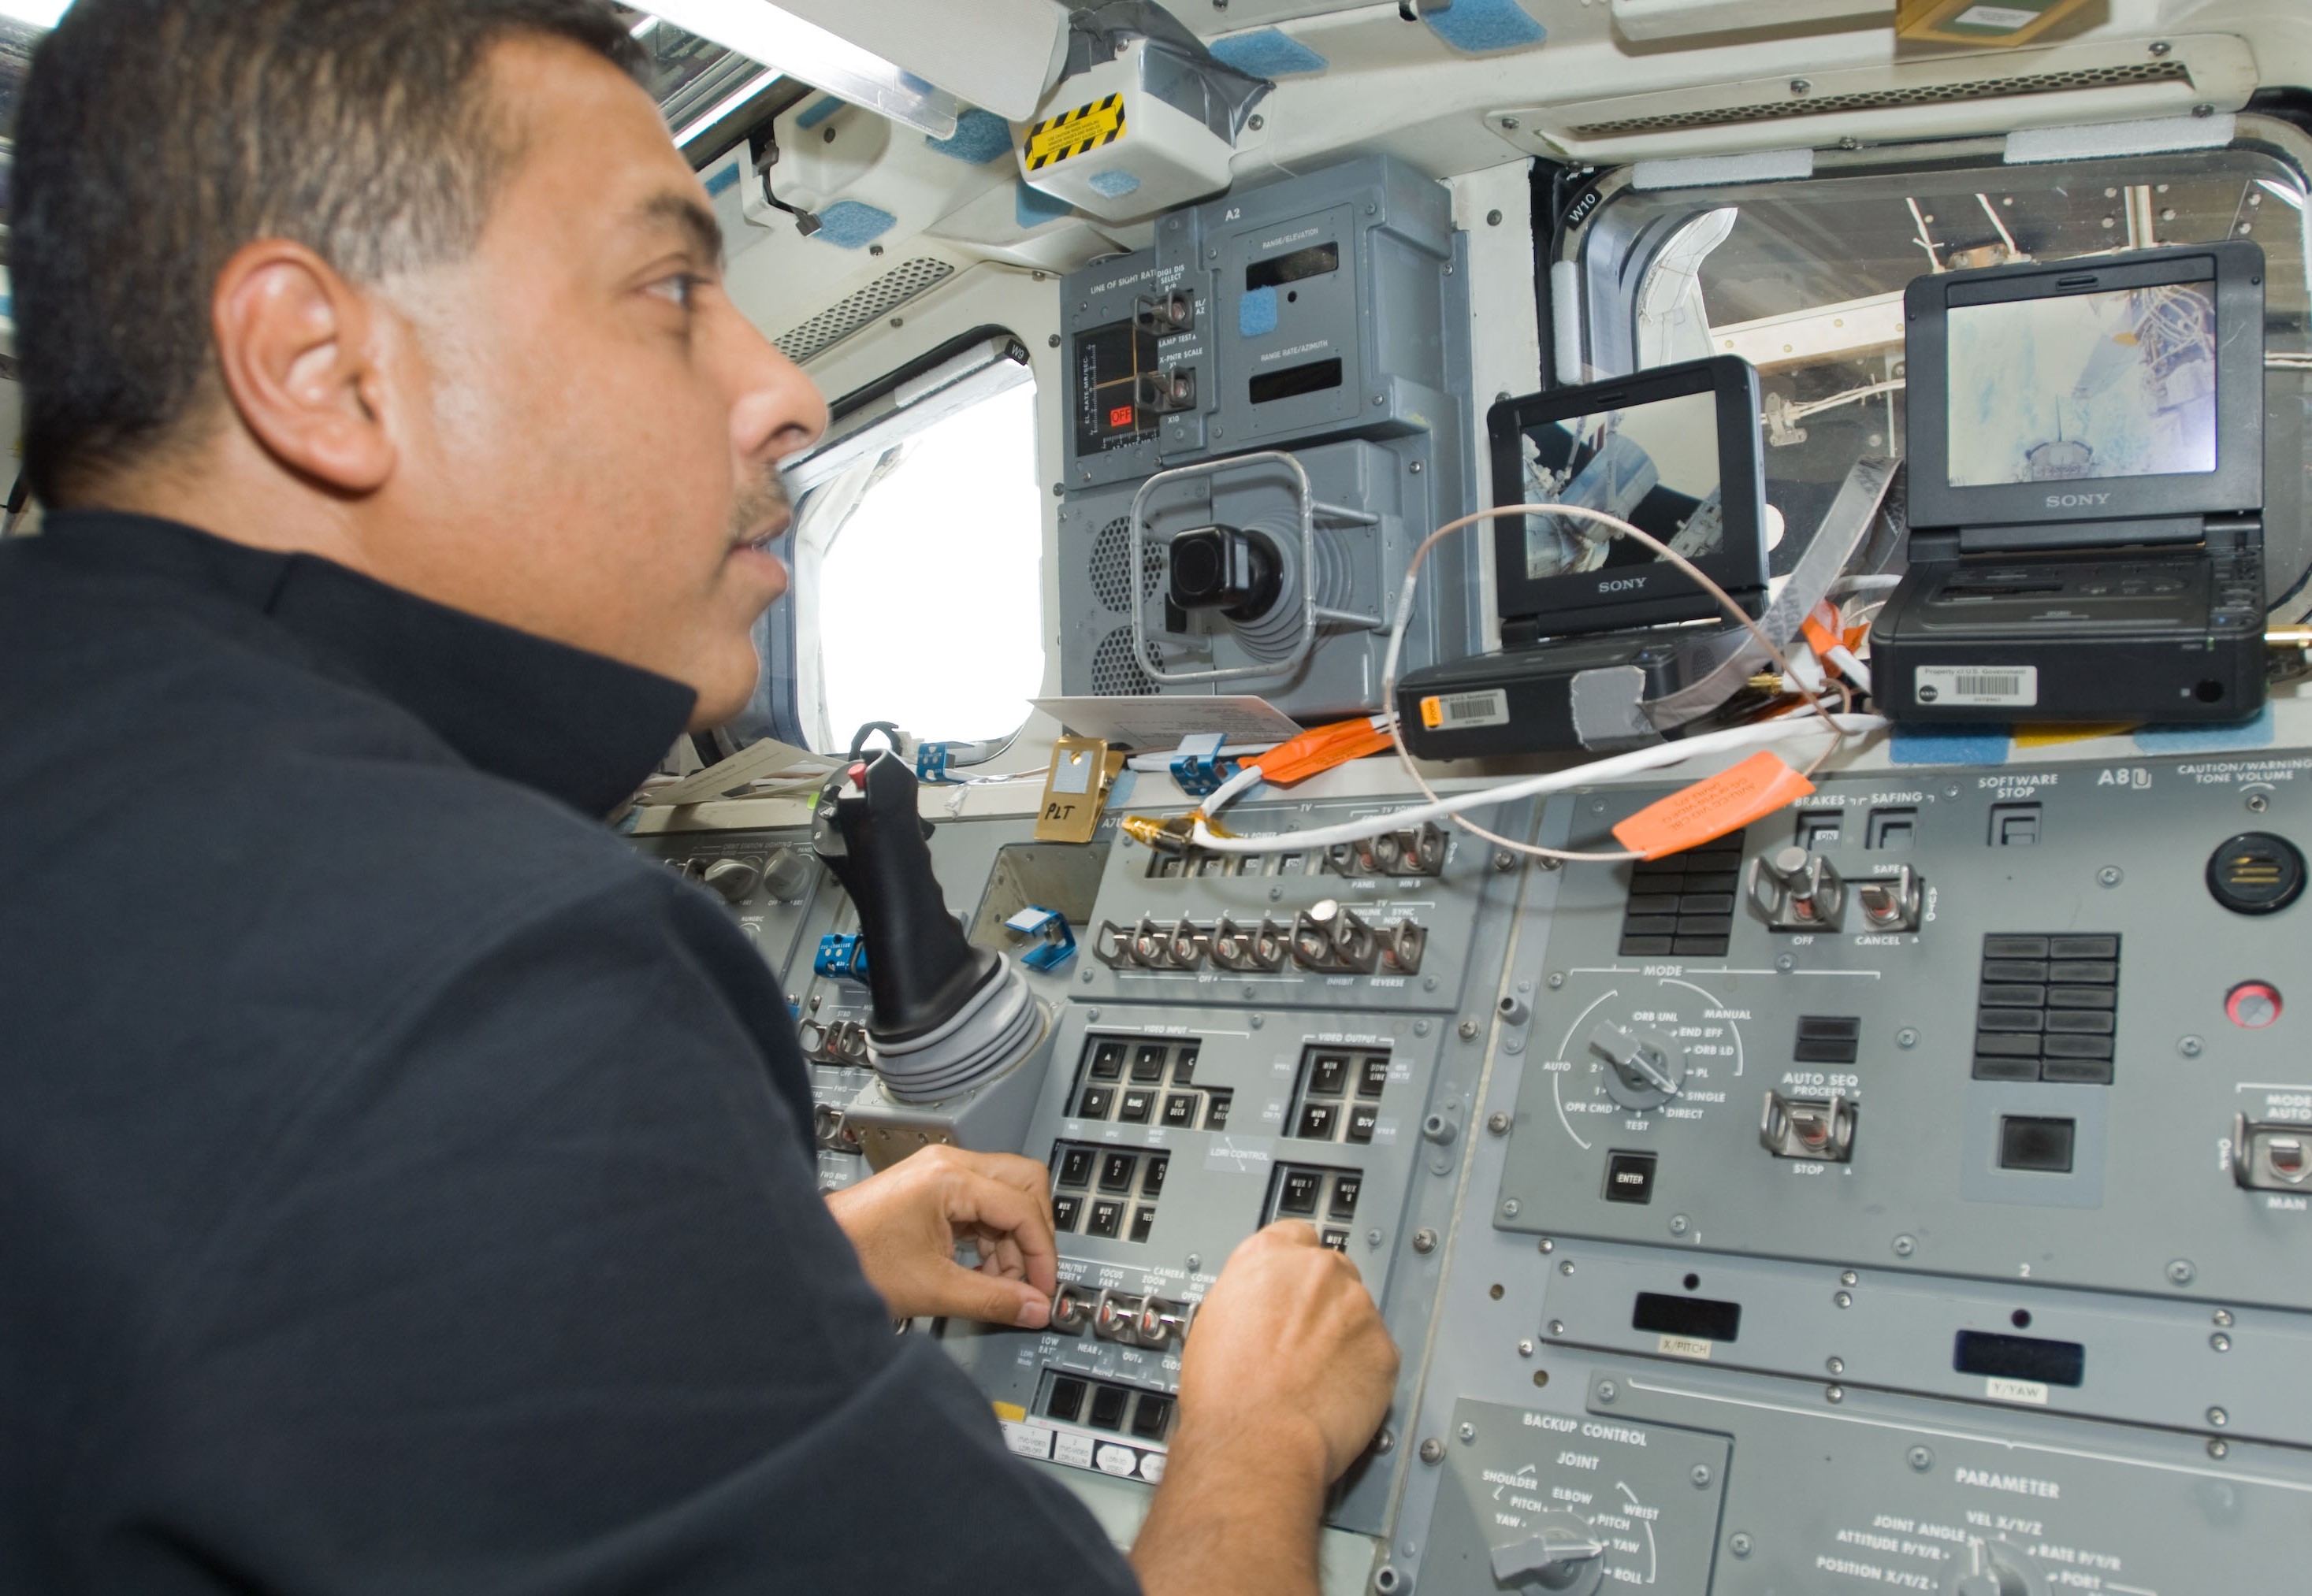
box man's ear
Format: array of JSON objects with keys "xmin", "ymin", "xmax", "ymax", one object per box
[{"xmin": 210, "ymin": 240, "xmax": 397, "ymax": 494}]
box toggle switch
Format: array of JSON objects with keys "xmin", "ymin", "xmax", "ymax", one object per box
[{"xmin": 1749, "ymin": 845, "xmax": 1846, "ymax": 932}]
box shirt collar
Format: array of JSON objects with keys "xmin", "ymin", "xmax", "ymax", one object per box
[{"xmin": 39, "ymin": 510, "xmax": 697, "ymax": 816}]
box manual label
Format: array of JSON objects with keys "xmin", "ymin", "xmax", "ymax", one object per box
[{"xmin": 1916, "ymin": 664, "xmax": 2038, "ymax": 708}]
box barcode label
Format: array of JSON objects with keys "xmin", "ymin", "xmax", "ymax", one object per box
[
  {"xmin": 1420, "ymin": 689, "xmax": 1510, "ymax": 731},
  {"xmin": 1915, "ymin": 664, "xmax": 2038, "ymax": 708}
]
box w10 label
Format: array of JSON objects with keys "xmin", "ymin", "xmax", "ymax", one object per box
[{"xmin": 1916, "ymin": 664, "xmax": 2038, "ymax": 707}]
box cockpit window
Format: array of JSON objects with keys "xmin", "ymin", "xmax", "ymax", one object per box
[
  {"xmin": 1570, "ymin": 123, "xmax": 2312, "ymax": 607},
  {"xmin": 787, "ymin": 374, "xmax": 1044, "ymax": 753}
]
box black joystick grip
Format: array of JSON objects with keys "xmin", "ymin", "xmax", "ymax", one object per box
[{"xmin": 812, "ymin": 751, "xmax": 998, "ymax": 1044}]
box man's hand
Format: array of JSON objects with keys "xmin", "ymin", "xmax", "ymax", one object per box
[
  {"xmin": 1131, "ymin": 1223, "xmax": 1399, "ymax": 1596},
  {"xmin": 824, "ymin": 1145, "xmax": 1057, "ymax": 1329}
]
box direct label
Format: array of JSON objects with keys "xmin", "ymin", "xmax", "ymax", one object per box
[
  {"xmin": 1026, "ymin": 94, "xmax": 1126, "ymax": 172},
  {"xmin": 1953, "ymin": 4, "xmax": 2042, "ymax": 28},
  {"xmin": 1419, "ymin": 689, "xmax": 1510, "ymax": 732},
  {"xmin": 1987, "ymin": 1376, "xmax": 2050, "ymax": 1405},
  {"xmin": 1916, "ymin": 664, "xmax": 2039, "ymax": 707}
]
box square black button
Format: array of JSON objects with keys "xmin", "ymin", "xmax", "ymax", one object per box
[
  {"xmin": 1131, "ymin": 1393, "xmax": 1173, "ymax": 1438},
  {"xmin": 1119, "ymin": 1089, "xmax": 1154, "ymax": 1124},
  {"xmin": 1142, "ymin": 1155, "xmax": 1168, "ymax": 1197},
  {"xmin": 1129, "ymin": 1206, "xmax": 1155, "ymax": 1244},
  {"xmin": 1204, "ymin": 1092, "xmax": 1232, "ymax": 1130},
  {"xmin": 1091, "ymin": 1041, "xmax": 1127, "ymax": 1080},
  {"xmin": 1359, "ymin": 1056, "xmax": 1391, "ymax": 1098},
  {"xmin": 1309, "ymin": 1054, "xmax": 1350, "ymax": 1096},
  {"xmin": 1132, "ymin": 1045, "xmax": 1169, "ymax": 1082},
  {"xmin": 1087, "ymin": 1383, "xmax": 1128, "ymax": 1429},
  {"xmin": 1162, "ymin": 1093, "xmax": 1198, "ymax": 1127},
  {"xmin": 1099, "ymin": 1151, "xmax": 1139, "ymax": 1192},
  {"xmin": 1078, "ymin": 1086, "xmax": 1114, "ymax": 1119},
  {"xmin": 1973, "ymin": 1055, "xmax": 2041, "ymax": 1081},
  {"xmin": 1299, "ymin": 1102, "xmax": 1340, "ymax": 1140},
  {"xmin": 2000, "ymin": 1115, "xmax": 2076, "ymax": 1173},
  {"xmin": 1321, "ymin": 1227, "xmax": 1351, "ymax": 1250},
  {"xmin": 1047, "ymin": 1376, "xmax": 1086, "ymax": 1422},
  {"xmin": 1172, "ymin": 1046, "xmax": 1199, "ymax": 1086},
  {"xmin": 1278, "ymin": 1169, "xmax": 1322, "ymax": 1216},
  {"xmin": 1346, "ymin": 1104, "xmax": 1380, "ymax": 1144},
  {"xmin": 1604, "ymin": 1149, "xmax": 1657, "ymax": 1204},
  {"xmin": 1054, "ymin": 1195, "xmax": 1082, "ymax": 1231},
  {"xmin": 1329, "ymin": 1175, "xmax": 1361, "ymax": 1218},
  {"xmin": 1087, "ymin": 1200, "xmax": 1124, "ymax": 1238},
  {"xmin": 1058, "ymin": 1146, "xmax": 1095, "ymax": 1187}
]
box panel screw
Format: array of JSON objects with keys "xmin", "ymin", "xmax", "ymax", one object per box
[
  {"xmin": 1909, "ymin": 1446, "xmax": 1935, "ymax": 1471},
  {"xmin": 1373, "ymin": 1428, "xmax": 1396, "ymax": 1454},
  {"xmin": 1827, "ymin": 1357, "xmax": 1845, "ymax": 1375},
  {"xmin": 2193, "ymin": 102, "xmax": 2215, "ymax": 117},
  {"xmin": 2208, "ymin": 1405, "xmax": 2229, "ymax": 1427},
  {"xmin": 1776, "ymin": 953, "xmax": 1797, "ymax": 972},
  {"xmin": 1841, "ymin": 1270, "xmax": 1858, "ymax": 1286},
  {"xmin": 1893, "ymin": 1235, "xmax": 1916, "ymax": 1257},
  {"xmin": 1897, "ymin": 1028, "xmax": 1918, "ymax": 1049},
  {"xmin": 1368, "ymin": 1229, "xmax": 1383, "ymax": 1245},
  {"xmin": 1691, "ymin": 1464, "xmax": 1712, "ymax": 1487},
  {"xmin": 1411, "ymin": 462, "xmax": 1424, "ymax": 474},
  {"xmin": 1248, "ymin": 113, "xmax": 1265, "ymax": 131},
  {"xmin": 1251, "ymin": 1015, "xmax": 1264, "ymax": 1030},
  {"xmin": 2247, "ymin": 792, "xmax": 2270, "ymax": 813},
  {"xmin": 1826, "ymin": 1384, "xmax": 1846, "ymax": 1403},
  {"xmin": 2098, "ymin": 866, "xmax": 2124, "ymax": 886},
  {"xmin": 1414, "ymin": 1020, "xmax": 1432, "ymax": 1037},
  {"xmin": 1596, "ymin": 1380, "xmax": 1618, "ymax": 1403},
  {"xmin": 1054, "ymin": 484, "xmax": 1065, "ymax": 498},
  {"xmin": 1501, "ymin": 1199, "xmax": 1520, "ymax": 1218},
  {"xmin": 1790, "ymin": 77, "xmax": 1812, "ymax": 94},
  {"xmin": 1418, "ymin": 1437, "xmax": 1445, "ymax": 1464},
  {"xmin": 1548, "ymin": 972, "xmax": 1565, "ymax": 989},
  {"xmin": 1539, "ymin": 1238, "xmax": 1556, "ymax": 1253},
  {"xmin": 1080, "ymin": 967, "xmax": 1095, "ymax": 982},
  {"xmin": 2211, "ymin": 1332, "xmax": 2232, "ymax": 1353},
  {"xmin": 1047, "ymin": 333, "xmax": 1061, "ymax": 347},
  {"xmin": 1494, "ymin": 852, "xmax": 1517, "ymax": 872},
  {"xmin": 2150, "ymin": 39, "xmax": 2172, "ymax": 54},
  {"xmin": 1518, "ymin": 1339, "xmax": 1535, "ymax": 1357},
  {"xmin": 1186, "ymin": 1253, "xmax": 1202, "ymax": 1271},
  {"xmin": 1459, "ymin": 1020, "xmax": 1478, "ymax": 1040},
  {"xmin": 1458, "ymin": 1422, "xmax": 1477, "ymax": 1442},
  {"xmin": 2180, "ymin": 1036, "xmax": 2204, "ymax": 1058},
  {"xmin": 1500, "ymin": 116, "xmax": 1520, "ymax": 129},
  {"xmin": 1730, "ymin": 1534, "xmax": 1753, "ymax": 1557},
  {"xmin": 2209, "ymin": 1438, "xmax": 2230, "ymax": 1458},
  {"xmin": 1559, "ymin": 1260, "xmax": 1575, "ymax": 1276},
  {"xmin": 1489, "ymin": 1112, "xmax": 1512, "ymax": 1135},
  {"xmin": 2214, "ymin": 1308, "xmax": 2235, "ymax": 1327},
  {"xmin": 1548, "ymin": 1319, "xmax": 1566, "ymax": 1335},
  {"xmin": 2169, "ymin": 1258, "xmax": 2197, "ymax": 1286},
  {"xmin": 1413, "ymin": 1227, "xmax": 1439, "ymax": 1253},
  {"xmin": 1270, "ymin": 885, "xmax": 1284, "ymax": 901},
  {"xmin": 1486, "ymin": 208, "xmax": 1504, "ymax": 226},
  {"xmin": 1835, "ymin": 1290, "xmax": 1853, "ymax": 1308},
  {"xmin": 1670, "ymin": 1214, "xmax": 1690, "ymax": 1235},
  {"xmin": 1838, "ymin": 136, "xmax": 1859, "ymax": 150}
]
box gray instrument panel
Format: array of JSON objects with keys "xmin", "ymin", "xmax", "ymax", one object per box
[{"xmin": 639, "ymin": 743, "xmax": 2312, "ymax": 1589}]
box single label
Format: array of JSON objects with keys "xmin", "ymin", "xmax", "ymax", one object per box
[
  {"xmin": 1054, "ymin": 1431, "xmax": 1097, "ymax": 1468},
  {"xmin": 1419, "ymin": 689, "xmax": 1510, "ymax": 732},
  {"xmin": 1612, "ymin": 750, "xmax": 1818, "ymax": 860},
  {"xmin": 1658, "ymin": 1334, "xmax": 1714, "ymax": 1360},
  {"xmin": 1095, "ymin": 1442, "xmax": 1139, "ymax": 1476},
  {"xmin": 1953, "ymin": 3, "xmax": 2041, "ymax": 28},
  {"xmin": 1026, "ymin": 94, "xmax": 1126, "ymax": 171},
  {"xmin": 1987, "ymin": 1376, "xmax": 2050, "ymax": 1405},
  {"xmin": 1002, "ymin": 1420, "xmax": 1056, "ymax": 1460},
  {"xmin": 1916, "ymin": 664, "xmax": 2038, "ymax": 707}
]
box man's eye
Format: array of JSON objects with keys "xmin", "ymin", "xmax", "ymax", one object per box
[{"xmin": 649, "ymin": 273, "xmax": 703, "ymax": 310}]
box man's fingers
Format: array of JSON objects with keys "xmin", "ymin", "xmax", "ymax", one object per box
[
  {"xmin": 933, "ymin": 1260, "xmax": 1050, "ymax": 1329},
  {"xmin": 946, "ymin": 1167, "xmax": 1059, "ymax": 1297}
]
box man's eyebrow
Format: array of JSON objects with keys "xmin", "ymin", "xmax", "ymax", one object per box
[{"xmin": 637, "ymin": 190, "xmax": 725, "ymax": 268}]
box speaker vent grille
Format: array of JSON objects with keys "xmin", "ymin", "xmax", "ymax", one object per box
[
  {"xmin": 1571, "ymin": 60, "xmax": 2191, "ymax": 139},
  {"xmin": 775, "ymin": 258, "xmax": 955, "ymax": 365},
  {"xmin": 1088, "ymin": 515, "xmax": 1164, "ymax": 614},
  {"xmin": 1090, "ymin": 627, "xmax": 1161, "ymax": 697}
]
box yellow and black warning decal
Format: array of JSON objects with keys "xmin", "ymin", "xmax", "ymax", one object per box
[{"xmin": 1025, "ymin": 93, "xmax": 1125, "ymax": 172}]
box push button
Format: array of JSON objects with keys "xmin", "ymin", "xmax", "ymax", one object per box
[
  {"xmin": 1059, "ymin": 1147, "xmax": 1095, "ymax": 1187},
  {"xmin": 1309, "ymin": 1053, "xmax": 1350, "ymax": 1095},
  {"xmin": 1132, "ymin": 1045, "xmax": 1169, "ymax": 1083},
  {"xmin": 1329, "ymin": 1175, "xmax": 1361, "ymax": 1218},
  {"xmin": 1346, "ymin": 1104, "xmax": 1380, "ymax": 1143},
  {"xmin": 1279, "ymin": 1168, "xmax": 1322, "ymax": 1215},
  {"xmin": 1604, "ymin": 1149, "xmax": 1658, "ymax": 1204},
  {"xmin": 1999, "ymin": 1115, "xmax": 2076, "ymax": 1173},
  {"xmin": 1162, "ymin": 1093, "xmax": 1198, "ymax": 1127}
]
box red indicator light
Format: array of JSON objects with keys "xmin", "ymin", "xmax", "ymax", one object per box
[
  {"xmin": 2228, "ymin": 981, "xmax": 2283, "ymax": 1030},
  {"xmin": 1108, "ymin": 404, "xmax": 1136, "ymax": 429}
]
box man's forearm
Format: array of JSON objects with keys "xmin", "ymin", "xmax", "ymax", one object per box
[{"xmin": 1130, "ymin": 1419, "xmax": 1329, "ymax": 1596}]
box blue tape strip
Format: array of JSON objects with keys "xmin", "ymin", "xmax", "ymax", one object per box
[
  {"xmin": 1016, "ymin": 180, "xmax": 1073, "ymax": 228},
  {"xmin": 812, "ymin": 200, "xmax": 897, "ymax": 249},
  {"xmin": 1423, "ymin": 0, "xmax": 1545, "ymax": 55},
  {"xmin": 926, "ymin": 108, "xmax": 1013, "ymax": 164},
  {"xmin": 1208, "ymin": 29, "xmax": 1328, "ymax": 77},
  {"xmin": 1238, "ymin": 285, "xmax": 1279, "ymax": 337},
  {"xmin": 1888, "ymin": 724, "xmax": 2011, "ymax": 766},
  {"xmin": 1087, "ymin": 168, "xmax": 1143, "ymax": 199},
  {"xmin": 2135, "ymin": 704, "xmax": 2277, "ymax": 755},
  {"xmin": 797, "ymin": 95, "xmax": 843, "ymax": 130}
]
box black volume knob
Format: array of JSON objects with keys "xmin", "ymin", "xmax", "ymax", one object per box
[{"xmin": 2207, "ymin": 831, "xmax": 2306, "ymax": 915}]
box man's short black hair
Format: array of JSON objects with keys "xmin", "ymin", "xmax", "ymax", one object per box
[{"xmin": 12, "ymin": 0, "xmax": 649, "ymax": 505}]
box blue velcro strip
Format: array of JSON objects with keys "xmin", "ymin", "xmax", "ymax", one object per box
[
  {"xmin": 1424, "ymin": 0, "xmax": 1546, "ymax": 55},
  {"xmin": 1238, "ymin": 286, "xmax": 1278, "ymax": 337},
  {"xmin": 2135, "ymin": 704, "xmax": 2276, "ymax": 755},
  {"xmin": 1209, "ymin": 29, "xmax": 1328, "ymax": 77},
  {"xmin": 1889, "ymin": 724, "xmax": 2010, "ymax": 766},
  {"xmin": 796, "ymin": 95, "xmax": 844, "ymax": 130},
  {"xmin": 1016, "ymin": 180, "xmax": 1073, "ymax": 228},
  {"xmin": 1087, "ymin": 167, "xmax": 1142, "ymax": 199},
  {"xmin": 812, "ymin": 200, "xmax": 896, "ymax": 249},
  {"xmin": 703, "ymin": 160, "xmax": 741, "ymax": 197},
  {"xmin": 926, "ymin": 108, "xmax": 1013, "ymax": 165}
]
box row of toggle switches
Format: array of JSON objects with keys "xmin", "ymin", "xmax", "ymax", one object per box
[
  {"xmin": 1749, "ymin": 848, "xmax": 1923, "ymax": 933},
  {"xmin": 1051, "ymin": 1283, "xmax": 1197, "ymax": 1350},
  {"xmin": 1094, "ymin": 899, "xmax": 1425, "ymax": 975}
]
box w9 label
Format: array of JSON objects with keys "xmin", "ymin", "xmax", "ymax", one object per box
[
  {"xmin": 1419, "ymin": 688, "xmax": 1510, "ymax": 730},
  {"xmin": 1915, "ymin": 664, "xmax": 2038, "ymax": 707}
]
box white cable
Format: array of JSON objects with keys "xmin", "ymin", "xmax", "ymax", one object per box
[
  {"xmin": 1188, "ymin": 712, "xmax": 1884, "ymax": 856},
  {"xmin": 1823, "ymin": 642, "xmax": 1873, "ymax": 696}
]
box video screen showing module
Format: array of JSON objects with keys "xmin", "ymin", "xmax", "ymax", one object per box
[
  {"xmin": 1946, "ymin": 281, "xmax": 2218, "ymax": 487},
  {"xmin": 1517, "ymin": 389, "xmax": 1727, "ymax": 581}
]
